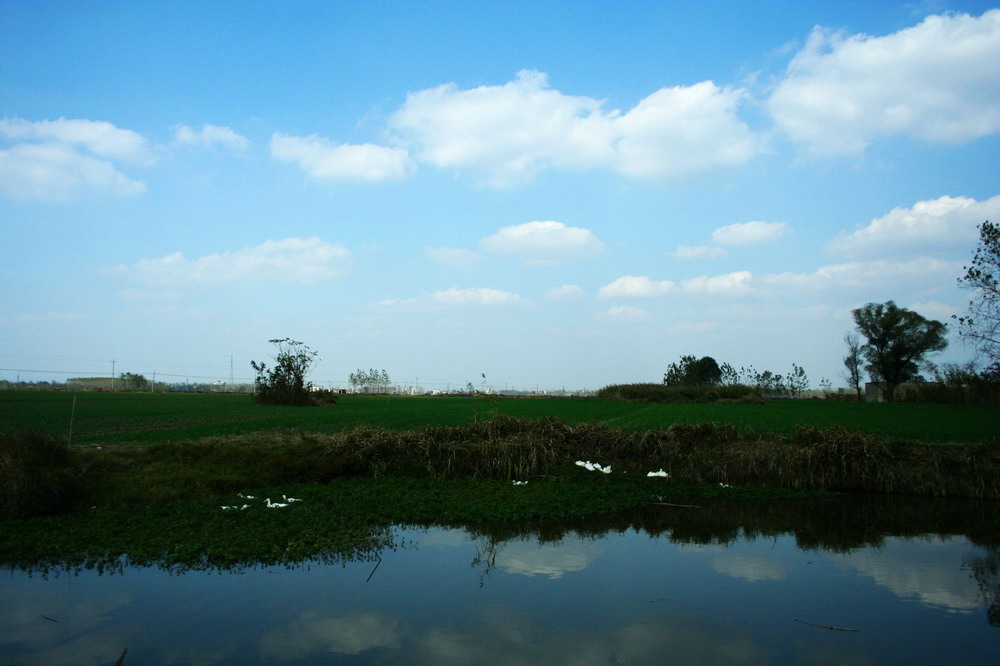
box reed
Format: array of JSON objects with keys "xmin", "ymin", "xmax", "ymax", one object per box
[{"xmin": 321, "ymin": 413, "xmax": 1000, "ymax": 499}]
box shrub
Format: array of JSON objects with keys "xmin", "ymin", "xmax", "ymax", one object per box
[
  {"xmin": 596, "ymin": 383, "xmax": 758, "ymax": 403},
  {"xmin": 0, "ymin": 431, "xmax": 80, "ymax": 516}
]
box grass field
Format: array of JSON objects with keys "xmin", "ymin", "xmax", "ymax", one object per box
[{"xmin": 0, "ymin": 390, "xmax": 997, "ymax": 445}]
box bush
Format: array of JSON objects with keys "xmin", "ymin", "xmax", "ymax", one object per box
[
  {"xmin": 251, "ymin": 338, "xmax": 335, "ymax": 406},
  {"xmin": 596, "ymin": 383, "xmax": 758, "ymax": 403},
  {"xmin": 0, "ymin": 431, "xmax": 80, "ymax": 516}
]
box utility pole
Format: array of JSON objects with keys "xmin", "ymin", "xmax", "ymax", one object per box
[{"xmin": 111, "ymin": 359, "xmax": 115, "ymax": 390}]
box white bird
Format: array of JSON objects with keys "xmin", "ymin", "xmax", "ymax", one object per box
[
  {"xmin": 600, "ymin": 465, "xmax": 612, "ymax": 474},
  {"xmin": 282, "ymin": 495, "xmax": 303, "ymax": 502},
  {"xmin": 221, "ymin": 505, "xmax": 237, "ymax": 510},
  {"xmin": 265, "ymin": 498, "xmax": 288, "ymax": 508},
  {"xmin": 647, "ymin": 469, "xmax": 670, "ymax": 478},
  {"xmin": 512, "ymin": 480, "xmax": 528, "ymax": 486}
]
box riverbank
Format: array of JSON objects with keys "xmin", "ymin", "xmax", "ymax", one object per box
[{"xmin": 3, "ymin": 412, "xmax": 999, "ymax": 571}]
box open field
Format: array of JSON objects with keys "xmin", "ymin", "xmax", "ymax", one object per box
[{"xmin": 1, "ymin": 390, "xmax": 997, "ymax": 445}]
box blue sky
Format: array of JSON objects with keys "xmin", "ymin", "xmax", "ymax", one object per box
[{"xmin": 2, "ymin": 0, "xmax": 999, "ymax": 392}]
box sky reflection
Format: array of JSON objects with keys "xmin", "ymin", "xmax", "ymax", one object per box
[{"xmin": 1, "ymin": 523, "xmax": 997, "ymax": 665}]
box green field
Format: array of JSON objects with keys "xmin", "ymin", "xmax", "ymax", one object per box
[{"xmin": 1, "ymin": 390, "xmax": 996, "ymax": 445}]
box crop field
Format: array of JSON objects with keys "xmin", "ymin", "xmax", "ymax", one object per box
[{"xmin": 1, "ymin": 390, "xmax": 996, "ymax": 445}]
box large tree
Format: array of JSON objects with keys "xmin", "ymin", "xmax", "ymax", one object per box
[
  {"xmin": 956, "ymin": 220, "xmax": 1000, "ymax": 365},
  {"xmin": 663, "ymin": 355, "xmax": 722, "ymax": 386},
  {"xmin": 852, "ymin": 301, "xmax": 947, "ymax": 401}
]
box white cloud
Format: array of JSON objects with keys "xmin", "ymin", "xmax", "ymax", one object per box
[
  {"xmin": 110, "ymin": 237, "xmax": 351, "ymax": 286},
  {"xmin": 826, "ymin": 194, "xmax": 1000, "ymax": 258},
  {"xmin": 0, "ymin": 117, "xmax": 155, "ymax": 164},
  {"xmin": 769, "ymin": 10, "xmax": 1000, "ymax": 155},
  {"xmin": 711, "ymin": 221, "xmax": 788, "ymax": 246},
  {"xmin": 598, "ymin": 275, "xmax": 675, "ymax": 299},
  {"xmin": 270, "ymin": 132, "xmax": 414, "ymax": 182},
  {"xmin": 425, "ymin": 247, "xmax": 482, "ymax": 268},
  {"xmin": 0, "ymin": 117, "xmax": 153, "ymax": 200},
  {"xmin": 431, "ymin": 287, "xmax": 528, "ymax": 307},
  {"xmin": 0, "ymin": 142, "xmax": 147, "ymax": 200},
  {"xmin": 545, "ymin": 284, "xmax": 585, "ymax": 301},
  {"xmin": 613, "ymin": 81, "xmax": 760, "ymax": 178},
  {"xmin": 711, "ymin": 554, "xmax": 787, "ymax": 582},
  {"xmin": 390, "ymin": 70, "xmax": 614, "ymax": 187},
  {"xmin": 497, "ymin": 539, "xmax": 604, "ymax": 579},
  {"xmin": 390, "ymin": 70, "xmax": 761, "ymax": 186},
  {"xmin": 681, "ymin": 270, "xmax": 754, "ymax": 295},
  {"xmin": 480, "ymin": 220, "xmax": 604, "ymax": 264},
  {"xmin": 599, "ymin": 305, "xmax": 651, "ymax": 322},
  {"xmin": 761, "ymin": 257, "xmax": 961, "ymax": 293},
  {"xmin": 671, "ymin": 245, "xmax": 727, "ymax": 260},
  {"xmin": 260, "ymin": 612, "xmax": 403, "ymax": 659},
  {"xmin": 174, "ymin": 124, "xmax": 250, "ymax": 152}
]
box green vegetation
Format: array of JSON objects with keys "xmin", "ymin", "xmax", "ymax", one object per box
[
  {"xmin": 3, "ymin": 391, "xmax": 997, "ymax": 445},
  {"xmin": 2, "ymin": 391, "xmax": 998, "ymax": 572}
]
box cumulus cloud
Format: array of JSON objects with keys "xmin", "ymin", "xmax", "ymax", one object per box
[
  {"xmin": 761, "ymin": 257, "xmax": 960, "ymax": 293},
  {"xmin": 598, "ymin": 275, "xmax": 675, "ymax": 299},
  {"xmin": 425, "ymin": 246, "xmax": 482, "ymax": 268},
  {"xmin": 109, "ymin": 237, "xmax": 351, "ymax": 286},
  {"xmin": 0, "ymin": 117, "xmax": 152, "ymax": 200},
  {"xmin": 711, "ymin": 221, "xmax": 788, "ymax": 246},
  {"xmin": 613, "ymin": 81, "xmax": 760, "ymax": 178},
  {"xmin": 599, "ymin": 305, "xmax": 651, "ymax": 322},
  {"xmin": 681, "ymin": 270, "xmax": 754, "ymax": 295},
  {"xmin": 768, "ymin": 10, "xmax": 1000, "ymax": 155},
  {"xmin": 390, "ymin": 69, "xmax": 760, "ymax": 186},
  {"xmin": 0, "ymin": 143, "xmax": 147, "ymax": 200},
  {"xmin": 174, "ymin": 124, "xmax": 250, "ymax": 152},
  {"xmin": 261, "ymin": 612, "xmax": 403, "ymax": 660},
  {"xmin": 826, "ymin": 194, "xmax": 1000, "ymax": 258},
  {"xmin": 270, "ymin": 132, "xmax": 414, "ymax": 182},
  {"xmin": 480, "ymin": 220, "xmax": 604, "ymax": 264},
  {"xmin": 0, "ymin": 117, "xmax": 155, "ymax": 164},
  {"xmin": 431, "ymin": 287, "xmax": 528, "ymax": 307},
  {"xmin": 545, "ymin": 284, "xmax": 585, "ymax": 301},
  {"xmin": 671, "ymin": 245, "xmax": 728, "ymax": 260},
  {"xmin": 373, "ymin": 286, "xmax": 529, "ymax": 312}
]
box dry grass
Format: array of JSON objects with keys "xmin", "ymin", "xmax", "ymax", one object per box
[{"xmin": 322, "ymin": 413, "xmax": 1000, "ymax": 499}]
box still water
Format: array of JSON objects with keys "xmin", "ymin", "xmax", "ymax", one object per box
[{"xmin": 2, "ymin": 499, "xmax": 998, "ymax": 665}]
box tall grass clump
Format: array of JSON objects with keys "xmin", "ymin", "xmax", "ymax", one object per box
[
  {"xmin": 0, "ymin": 431, "xmax": 81, "ymax": 516},
  {"xmin": 325, "ymin": 413, "xmax": 1000, "ymax": 498}
]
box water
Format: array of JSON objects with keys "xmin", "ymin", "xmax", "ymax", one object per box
[{"xmin": 2, "ymin": 498, "xmax": 998, "ymax": 664}]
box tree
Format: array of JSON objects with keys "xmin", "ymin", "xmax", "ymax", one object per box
[
  {"xmin": 663, "ymin": 355, "xmax": 722, "ymax": 386},
  {"xmin": 250, "ymin": 338, "xmax": 320, "ymax": 406},
  {"xmin": 119, "ymin": 372, "xmax": 148, "ymax": 392},
  {"xmin": 842, "ymin": 332, "xmax": 864, "ymax": 401},
  {"xmin": 956, "ymin": 220, "xmax": 1000, "ymax": 364},
  {"xmin": 787, "ymin": 363, "xmax": 809, "ymax": 398},
  {"xmin": 852, "ymin": 301, "xmax": 947, "ymax": 401},
  {"xmin": 349, "ymin": 368, "xmax": 391, "ymax": 393}
]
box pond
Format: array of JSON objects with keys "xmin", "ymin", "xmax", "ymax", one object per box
[{"xmin": 2, "ymin": 497, "xmax": 998, "ymax": 665}]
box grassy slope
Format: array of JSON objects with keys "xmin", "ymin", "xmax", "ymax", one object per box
[{"xmin": 1, "ymin": 390, "xmax": 996, "ymax": 445}]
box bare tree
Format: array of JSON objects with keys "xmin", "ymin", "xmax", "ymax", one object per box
[
  {"xmin": 956, "ymin": 221, "xmax": 1000, "ymax": 365},
  {"xmin": 843, "ymin": 332, "xmax": 864, "ymax": 401}
]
